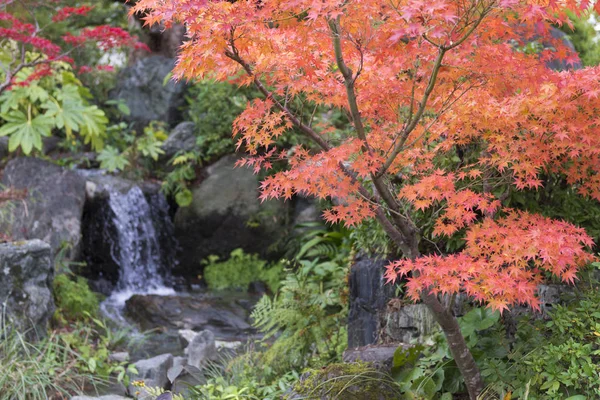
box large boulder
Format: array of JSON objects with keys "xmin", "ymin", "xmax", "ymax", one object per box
[
  {"xmin": 110, "ymin": 55, "xmax": 187, "ymax": 131},
  {"xmin": 174, "ymin": 154, "xmax": 290, "ymax": 276},
  {"xmin": 0, "ymin": 240, "xmax": 54, "ymax": 338},
  {"xmin": 0, "ymin": 157, "xmax": 86, "ymax": 260},
  {"xmin": 186, "ymin": 330, "xmax": 218, "ymax": 369}
]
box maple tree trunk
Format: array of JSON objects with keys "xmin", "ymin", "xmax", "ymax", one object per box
[{"xmin": 420, "ymin": 291, "xmax": 484, "ymax": 399}]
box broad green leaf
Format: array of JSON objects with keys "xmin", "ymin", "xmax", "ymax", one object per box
[
  {"xmin": 175, "ymin": 189, "xmax": 193, "ymax": 207},
  {"xmin": 0, "ymin": 110, "xmax": 53, "ymax": 154},
  {"xmin": 98, "ymin": 146, "xmax": 129, "ymax": 172}
]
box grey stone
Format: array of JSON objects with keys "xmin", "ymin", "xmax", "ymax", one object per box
[
  {"xmin": 383, "ymin": 303, "xmax": 438, "ymax": 344},
  {"xmin": 178, "ymin": 329, "xmax": 197, "ymax": 348},
  {"xmin": 167, "ymin": 356, "xmax": 187, "ymax": 383},
  {"xmin": 343, "ymin": 344, "xmax": 406, "ymax": 370},
  {"xmin": 161, "ymin": 122, "xmax": 197, "ymax": 160},
  {"xmin": 0, "ymin": 157, "xmax": 86, "ymax": 260},
  {"xmin": 187, "ymin": 330, "xmax": 217, "ymax": 369},
  {"xmin": 127, "ymin": 353, "xmax": 174, "ymax": 396},
  {"xmin": 174, "ymin": 154, "xmax": 290, "ymax": 275},
  {"xmin": 110, "ymin": 55, "xmax": 187, "ymax": 131},
  {"xmin": 0, "ymin": 137, "xmax": 8, "ymax": 160},
  {"xmin": 109, "ymin": 352, "xmax": 130, "ymax": 363},
  {"xmin": 0, "ymin": 240, "xmax": 54, "ymax": 339}
]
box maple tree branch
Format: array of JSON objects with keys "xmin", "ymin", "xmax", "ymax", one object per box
[{"xmin": 329, "ymin": 17, "xmax": 419, "ymax": 243}]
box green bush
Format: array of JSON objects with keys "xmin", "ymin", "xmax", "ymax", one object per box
[
  {"xmin": 53, "ymin": 274, "xmax": 100, "ymax": 321},
  {"xmin": 202, "ymin": 248, "xmax": 283, "ymax": 292}
]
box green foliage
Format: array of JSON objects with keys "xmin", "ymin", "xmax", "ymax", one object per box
[
  {"xmin": 186, "ymin": 80, "xmax": 256, "ymax": 161},
  {"xmin": 560, "ymin": 12, "xmax": 600, "ymax": 66},
  {"xmin": 288, "ymin": 362, "xmax": 403, "ymax": 400},
  {"xmin": 98, "ymin": 121, "xmax": 166, "ymax": 176},
  {"xmin": 395, "ymin": 289, "xmax": 600, "ymax": 399},
  {"xmin": 251, "ymin": 225, "xmax": 351, "ymax": 374},
  {"xmin": 202, "ymin": 248, "xmax": 283, "ymax": 292},
  {"xmin": 191, "ymin": 350, "xmax": 300, "ymax": 400},
  {"xmin": 0, "ymin": 61, "xmax": 109, "ymax": 154},
  {"xmin": 0, "ymin": 321, "xmax": 102, "ymax": 400},
  {"xmin": 53, "ymin": 274, "xmax": 100, "ymax": 322},
  {"xmin": 393, "ymin": 307, "xmax": 501, "ymax": 399}
]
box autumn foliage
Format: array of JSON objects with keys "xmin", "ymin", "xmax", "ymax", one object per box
[
  {"xmin": 137, "ymin": 0, "xmax": 600, "ymax": 395},
  {"xmin": 0, "ymin": 0, "xmax": 147, "ymax": 94}
]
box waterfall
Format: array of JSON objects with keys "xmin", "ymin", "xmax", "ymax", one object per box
[{"xmin": 100, "ymin": 186, "xmax": 176, "ymax": 321}]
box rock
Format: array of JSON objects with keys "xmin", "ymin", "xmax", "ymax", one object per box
[
  {"xmin": 71, "ymin": 396, "xmax": 130, "ymax": 400},
  {"xmin": 0, "ymin": 137, "xmax": 8, "ymax": 160},
  {"xmin": 347, "ymin": 257, "xmax": 395, "ymax": 348},
  {"xmin": 0, "ymin": 240, "xmax": 54, "ymax": 339},
  {"xmin": 0, "ymin": 158, "xmax": 86, "ymax": 260},
  {"xmin": 109, "ymin": 352, "xmax": 130, "ymax": 363},
  {"xmin": 167, "ymin": 356, "xmax": 187, "ymax": 383},
  {"xmin": 125, "ymin": 293, "xmax": 257, "ymax": 340},
  {"xmin": 127, "ymin": 353, "xmax": 173, "ymax": 397},
  {"xmin": 545, "ymin": 28, "xmax": 582, "ymax": 71},
  {"xmin": 174, "ymin": 154, "xmax": 290, "ymax": 275},
  {"xmin": 110, "ymin": 55, "xmax": 187, "ymax": 131},
  {"xmin": 187, "ymin": 330, "xmax": 218, "ymax": 369},
  {"xmin": 382, "ymin": 303, "xmax": 438, "ymax": 344},
  {"xmin": 161, "ymin": 122, "xmax": 197, "ymax": 160},
  {"xmin": 178, "ymin": 329, "xmax": 197, "ymax": 348},
  {"xmin": 343, "ymin": 344, "xmax": 406, "ymax": 370}
]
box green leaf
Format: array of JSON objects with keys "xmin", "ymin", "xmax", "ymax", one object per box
[
  {"xmin": 98, "ymin": 146, "xmax": 129, "ymax": 172},
  {"xmin": 0, "ymin": 109, "xmax": 53, "ymax": 154},
  {"xmin": 175, "ymin": 189, "xmax": 193, "ymax": 207}
]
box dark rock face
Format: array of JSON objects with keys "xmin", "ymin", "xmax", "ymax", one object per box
[
  {"xmin": 110, "ymin": 55, "xmax": 187, "ymax": 131},
  {"xmin": 174, "ymin": 154, "xmax": 290, "ymax": 276},
  {"xmin": 79, "ymin": 173, "xmax": 177, "ymax": 294},
  {"xmin": 347, "ymin": 257, "xmax": 395, "ymax": 348},
  {"xmin": 343, "ymin": 344, "xmax": 406, "ymax": 371},
  {"xmin": 125, "ymin": 292, "xmax": 258, "ymax": 340},
  {"xmin": 0, "ymin": 157, "xmax": 86, "ymax": 260},
  {"xmin": 0, "ymin": 240, "xmax": 54, "ymax": 339}
]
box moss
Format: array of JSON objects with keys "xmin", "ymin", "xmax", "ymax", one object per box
[
  {"xmin": 53, "ymin": 274, "xmax": 100, "ymax": 321},
  {"xmin": 287, "ymin": 362, "xmax": 402, "ymax": 400}
]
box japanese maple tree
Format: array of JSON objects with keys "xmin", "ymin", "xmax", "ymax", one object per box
[
  {"xmin": 132, "ymin": 0, "xmax": 600, "ymax": 397},
  {"xmin": 0, "ymin": 0, "xmax": 147, "ymax": 94}
]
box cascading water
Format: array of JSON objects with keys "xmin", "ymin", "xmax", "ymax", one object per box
[{"xmin": 100, "ymin": 186, "xmax": 176, "ymax": 323}]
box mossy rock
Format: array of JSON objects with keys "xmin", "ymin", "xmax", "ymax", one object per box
[{"xmin": 286, "ymin": 362, "xmax": 402, "ymax": 400}]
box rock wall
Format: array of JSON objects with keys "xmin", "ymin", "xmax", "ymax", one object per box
[
  {"xmin": 0, "ymin": 240, "xmax": 55, "ymax": 339},
  {"xmin": 0, "ymin": 157, "xmax": 86, "ymax": 261}
]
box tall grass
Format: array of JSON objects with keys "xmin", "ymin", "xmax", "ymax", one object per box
[{"xmin": 0, "ymin": 321, "xmax": 104, "ymax": 400}]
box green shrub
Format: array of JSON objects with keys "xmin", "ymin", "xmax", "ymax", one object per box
[
  {"xmin": 53, "ymin": 274, "xmax": 100, "ymax": 321},
  {"xmin": 202, "ymin": 248, "xmax": 283, "ymax": 292}
]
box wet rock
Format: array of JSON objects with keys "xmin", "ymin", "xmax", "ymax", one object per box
[
  {"xmin": 161, "ymin": 122, "xmax": 197, "ymax": 160},
  {"xmin": 178, "ymin": 329, "xmax": 197, "ymax": 348},
  {"xmin": 0, "ymin": 240, "xmax": 54, "ymax": 339},
  {"xmin": 347, "ymin": 257, "xmax": 395, "ymax": 348},
  {"xmin": 0, "ymin": 157, "xmax": 86, "ymax": 260},
  {"xmin": 127, "ymin": 353, "xmax": 173, "ymax": 397},
  {"xmin": 125, "ymin": 293, "xmax": 257, "ymax": 340},
  {"xmin": 174, "ymin": 154, "xmax": 290, "ymax": 276},
  {"xmin": 110, "ymin": 55, "xmax": 187, "ymax": 131},
  {"xmin": 187, "ymin": 330, "xmax": 218, "ymax": 369}
]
